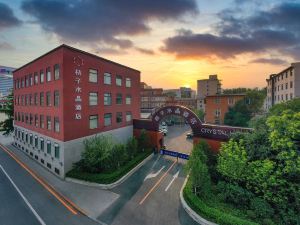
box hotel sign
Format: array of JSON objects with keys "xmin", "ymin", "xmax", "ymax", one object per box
[{"xmin": 73, "ymin": 56, "xmax": 84, "ymax": 120}]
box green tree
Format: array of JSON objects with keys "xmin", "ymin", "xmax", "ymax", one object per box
[
  {"xmin": 126, "ymin": 137, "xmax": 138, "ymax": 159},
  {"xmin": 186, "ymin": 141, "xmax": 211, "ymax": 196},
  {"xmin": 193, "ymin": 108, "xmax": 205, "ymax": 121},
  {"xmin": 224, "ymin": 89, "xmax": 266, "ymax": 127},
  {"xmin": 138, "ymin": 129, "xmax": 151, "ymax": 151},
  {"xmin": 269, "ymin": 98, "xmax": 300, "ymax": 116},
  {"xmin": 0, "ymin": 92, "xmax": 14, "ymax": 135}
]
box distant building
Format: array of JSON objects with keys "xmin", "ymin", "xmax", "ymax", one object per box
[
  {"xmin": 141, "ymin": 83, "xmax": 167, "ymax": 112},
  {"xmin": 205, "ymin": 94, "xmax": 245, "ymax": 124},
  {"xmin": 197, "ymin": 75, "xmax": 222, "ymax": 111},
  {"xmin": 266, "ymin": 62, "xmax": 300, "ymax": 110},
  {"xmin": 0, "ymin": 66, "xmax": 14, "ymax": 97}
]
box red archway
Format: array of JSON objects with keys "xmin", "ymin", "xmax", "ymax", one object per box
[{"xmin": 151, "ymin": 105, "xmax": 202, "ymax": 134}]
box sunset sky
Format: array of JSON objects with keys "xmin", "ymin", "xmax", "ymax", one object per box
[{"xmin": 1, "ymin": 0, "xmax": 300, "ymax": 90}]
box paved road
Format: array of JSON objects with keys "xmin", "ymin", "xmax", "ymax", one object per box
[
  {"xmin": 0, "ymin": 146, "xmax": 99, "ymax": 225},
  {"xmin": 163, "ymin": 125, "xmax": 193, "ymax": 154},
  {"xmin": 98, "ymin": 126, "xmax": 197, "ymax": 225}
]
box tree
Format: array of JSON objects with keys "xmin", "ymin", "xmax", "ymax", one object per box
[
  {"xmin": 138, "ymin": 129, "xmax": 151, "ymax": 151},
  {"xmin": 186, "ymin": 141, "xmax": 211, "ymax": 196},
  {"xmin": 224, "ymin": 89, "xmax": 266, "ymax": 127},
  {"xmin": 0, "ymin": 92, "xmax": 14, "ymax": 135},
  {"xmin": 193, "ymin": 108, "xmax": 205, "ymax": 121},
  {"xmin": 269, "ymin": 98, "xmax": 300, "ymax": 116}
]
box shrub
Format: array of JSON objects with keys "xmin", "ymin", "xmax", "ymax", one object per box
[
  {"xmin": 126, "ymin": 137, "xmax": 138, "ymax": 159},
  {"xmin": 138, "ymin": 129, "xmax": 151, "ymax": 151},
  {"xmin": 186, "ymin": 141, "xmax": 211, "ymax": 196},
  {"xmin": 249, "ymin": 197, "xmax": 274, "ymax": 219},
  {"xmin": 216, "ymin": 181, "xmax": 254, "ymax": 208}
]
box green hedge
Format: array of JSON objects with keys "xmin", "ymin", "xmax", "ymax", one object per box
[
  {"xmin": 183, "ymin": 180, "xmax": 259, "ymax": 225},
  {"xmin": 66, "ymin": 151, "xmax": 151, "ymax": 184}
]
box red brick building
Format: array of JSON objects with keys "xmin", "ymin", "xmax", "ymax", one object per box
[
  {"xmin": 13, "ymin": 44, "xmax": 140, "ymax": 177},
  {"xmin": 205, "ymin": 94, "xmax": 245, "ymax": 124}
]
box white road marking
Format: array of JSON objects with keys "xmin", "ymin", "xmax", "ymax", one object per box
[
  {"xmin": 165, "ymin": 170, "xmax": 180, "ymax": 192},
  {"xmin": 0, "ymin": 165, "xmax": 46, "ymax": 225},
  {"xmin": 144, "ymin": 166, "xmax": 165, "ymax": 181}
]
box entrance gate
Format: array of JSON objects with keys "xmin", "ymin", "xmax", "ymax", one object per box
[{"xmin": 133, "ymin": 105, "xmax": 252, "ymax": 152}]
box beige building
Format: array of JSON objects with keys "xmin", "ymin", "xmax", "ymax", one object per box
[
  {"xmin": 197, "ymin": 75, "xmax": 222, "ymax": 111},
  {"xmin": 266, "ymin": 62, "xmax": 300, "ymax": 110}
]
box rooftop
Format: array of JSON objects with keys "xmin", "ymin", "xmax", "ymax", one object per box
[{"xmin": 14, "ymin": 44, "xmax": 140, "ymax": 73}]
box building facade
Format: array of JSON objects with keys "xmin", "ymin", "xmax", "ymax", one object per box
[
  {"xmin": 0, "ymin": 66, "xmax": 14, "ymax": 97},
  {"xmin": 141, "ymin": 84, "xmax": 167, "ymax": 112},
  {"xmin": 13, "ymin": 45, "xmax": 140, "ymax": 178},
  {"xmin": 266, "ymin": 62, "xmax": 300, "ymax": 110},
  {"xmin": 197, "ymin": 74, "xmax": 222, "ymax": 111},
  {"xmin": 205, "ymin": 94, "xmax": 245, "ymax": 124}
]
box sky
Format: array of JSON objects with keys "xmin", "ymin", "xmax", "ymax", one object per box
[{"xmin": 0, "ymin": 0, "xmax": 300, "ymax": 90}]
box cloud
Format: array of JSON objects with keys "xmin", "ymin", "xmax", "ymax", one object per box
[
  {"xmin": 0, "ymin": 3, "xmax": 22, "ymax": 30},
  {"xmin": 162, "ymin": 2, "xmax": 300, "ymax": 60},
  {"xmin": 0, "ymin": 42, "xmax": 14, "ymax": 50},
  {"xmin": 21, "ymin": 0, "xmax": 198, "ymax": 48},
  {"xmin": 250, "ymin": 58, "xmax": 288, "ymax": 65},
  {"xmin": 135, "ymin": 47, "xmax": 155, "ymax": 55}
]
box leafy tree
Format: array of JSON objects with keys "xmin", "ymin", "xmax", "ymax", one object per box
[
  {"xmin": 0, "ymin": 92, "xmax": 14, "ymax": 135},
  {"xmin": 269, "ymin": 98, "xmax": 300, "ymax": 116},
  {"xmin": 186, "ymin": 141, "xmax": 211, "ymax": 196},
  {"xmin": 223, "ymin": 87, "xmax": 251, "ymax": 94},
  {"xmin": 224, "ymin": 89, "xmax": 266, "ymax": 127},
  {"xmin": 138, "ymin": 129, "xmax": 151, "ymax": 151},
  {"xmin": 193, "ymin": 108, "xmax": 205, "ymax": 121},
  {"xmin": 126, "ymin": 137, "xmax": 138, "ymax": 159}
]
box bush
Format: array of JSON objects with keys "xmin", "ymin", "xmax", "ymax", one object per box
[
  {"xmin": 137, "ymin": 129, "xmax": 151, "ymax": 151},
  {"xmin": 126, "ymin": 137, "xmax": 138, "ymax": 159},
  {"xmin": 249, "ymin": 197, "xmax": 274, "ymax": 219},
  {"xmin": 216, "ymin": 181, "xmax": 254, "ymax": 208},
  {"xmin": 183, "ymin": 180, "xmax": 259, "ymax": 225},
  {"xmin": 186, "ymin": 141, "xmax": 211, "ymax": 196}
]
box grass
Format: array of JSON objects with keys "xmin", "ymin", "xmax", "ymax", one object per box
[
  {"xmin": 183, "ymin": 179, "xmax": 259, "ymax": 225},
  {"xmin": 66, "ymin": 151, "xmax": 152, "ymax": 184}
]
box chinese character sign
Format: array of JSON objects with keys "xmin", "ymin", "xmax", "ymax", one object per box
[{"xmin": 73, "ymin": 57, "xmax": 83, "ymax": 120}]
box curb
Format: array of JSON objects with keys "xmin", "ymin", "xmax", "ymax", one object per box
[
  {"xmin": 66, "ymin": 153, "xmax": 154, "ymax": 189},
  {"xmin": 180, "ymin": 176, "xmax": 218, "ymax": 225}
]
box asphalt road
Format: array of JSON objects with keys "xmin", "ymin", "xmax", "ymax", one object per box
[
  {"xmin": 0, "ymin": 146, "xmax": 98, "ymax": 225},
  {"xmin": 98, "ymin": 125, "xmax": 197, "ymax": 225}
]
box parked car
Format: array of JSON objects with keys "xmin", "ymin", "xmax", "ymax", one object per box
[{"xmin": 186, "ymin": 132, "xmax": 193, "ymax": 139}]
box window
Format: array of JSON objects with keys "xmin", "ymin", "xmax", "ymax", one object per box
[
  {"xmin": 47, "ymin": 116, "xmax": 51, "ymax": 130},
  {"xmin": 126, "ymin": 78, "xmax": 131, "ymax": 87},
  {"xmin": 54, "ymin": 117, "xmax": 60, "ymax": 132},
  {"xmin": 89, "ymin": 115, "xmax": 98, "ymax": 129},
  {"xmin": 54, "ymin": 64, "xmax": 60, "ymax": 80},
  {"xmin": 40, "ymin": 139, "xmax": 44, "ymax": 151},
  {"xmin": 116, "ymin": 75, "xmax": 122, "ymax": 86},
  {"xmin": 215, "ymin": 109, "xmax": 221, "ymax": 117},
  {"xmin": 40, "ymin": 70, "xmax": 44, "ymax": 83},
  {"xmin": 214, "ymin": 97, "xmax": 220, "ymax": 104},
  {"xmin": 286, "ymin": 83, "xmax": 288, "ymax": 89},
  {"xmin": 104, "ymin": 93, "xmax": 112, "ymax": 105},
  {"xmin": 35, "ymin": 114, "xmax": 38, "ymax": 127},
  {"xmin": 29, "ymin": 74, "xmax": 33, "ymax": 86},
  {"xmin": 25, "ymin": 75, "xmax": 29, "ymax": 87},
  {"xmin": 290, "ymin": 93, "xmax": 293, "ymax": 99},
  {"xmin": 34, "ymin": 136, "xmax": 38, "ymax": 148},
  {"xmin": 104, "ymin": 113, "xmax": 112, "ymax": 126},
  {"xmin": 116, "ymin": 112, "xmax": 122, "ymax": 123},
  {"xmin": 89, "ymin": 92, "xmax": 98, "ymax": 106},
  {"xmin": 89, "ymin": 69, "xmax": 98, "ymax": 83},
  {"xmin": 46, "ymin": 92, "xmax": 51, "ymax": 106},
  {"xmin": 54, "ymin": 91, "xmax": 59, "ymax": 107},
  {"xmin": 281, "ymin": 84, "xmax": 283, "ymax": 90},
  {"xmin": 47, "ymin": 141, "xmax": 51, "ymax": 154},
  {"xmin": 126, "ymin": 112, "xmax": 132, "ymax": 122},
  {"xmin": 40, "ymin": 115, "xmax": 44, "ymax": 128},
  {"xmin": 228, "ymin": 97, "xmax": 234, "ymax": 105},
  {"xmin": 34, "ymin": 93, "xmax": 38, "ymax": 105},
  {"xmin": 30, "ymin": 114, "xmax": 33, "ymax": 125},
  {"xmin": 290, "ymin": 81, "xmax": 293, "ymax": 88},
  {"xmin": 30, "ymin": 135, "xmax": 33, "ymax": 145},
  {"xmin": 116, "ymin": 93, "xmax": 122, "ymax": 104},
  {"xmin": 286, "ymin": 94, "xmax": 288, "ymax": 100},
  {"xmin": 34, "ymin": 72, "xmax": 38, "ymax": 84},
  {"xmin": 40, "ymin": 92, "xmax": 44, "ymax": 106},
  {"xmin": 290, "ymin": 70, "xmax": 293, "ymax": 76},
  {"xmin": 104, "ymin": 73, "xmax": 111, "ymax": 84},
  {"xmin": 54, "ymin": 144, "xmax": 60, "ymax": 159},
  {"xmin": 46, "ymin": 67, "xmax": 51, "ymax": 82},
  {"xmin": 126, "ymin": 95, "xmax": 131, "ymax": 105}
]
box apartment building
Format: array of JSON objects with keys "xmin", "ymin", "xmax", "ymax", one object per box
[
  {"xmin": 205, "ymin": 94, "xmax": 245, "ymax": 124},
  {"xmin": 266, "ymin": 62, "xmax": 300, "ymax": 109},
  {"xmin": 13, "ymin": 44, "xmax": 140, "ymax": 178}
]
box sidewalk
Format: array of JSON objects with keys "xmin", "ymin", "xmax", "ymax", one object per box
[{"xmin": 0, "ymin": 133, "xmax": 119, "ymax": 222}]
